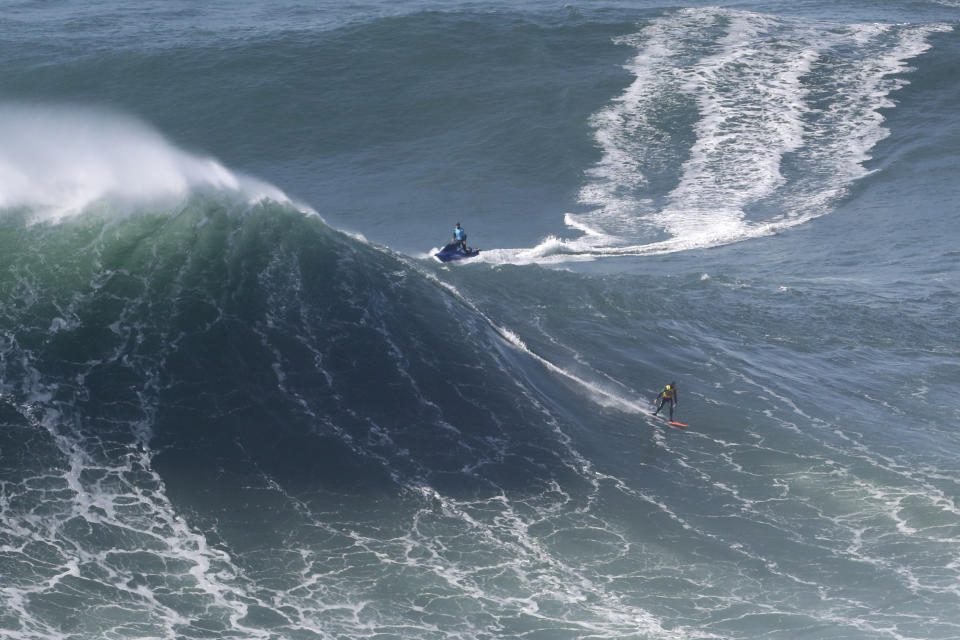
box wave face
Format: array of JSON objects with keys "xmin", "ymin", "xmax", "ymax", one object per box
[
  {"xmin": 0, "ymin": 194, "xmax": 619, "ymax": 638},
  {"xmin": 2, "ymin": 1, "xmax": 960, "ymax": 639}
]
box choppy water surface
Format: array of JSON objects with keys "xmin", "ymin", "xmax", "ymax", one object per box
[{"xmin": 1, "ymin": 1, "xmax": 959, "ymax": 638}]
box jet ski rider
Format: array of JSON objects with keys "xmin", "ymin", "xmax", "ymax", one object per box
[{"xmin": 453, "ymin": 222, "xmax": 468, "ymax": 252}]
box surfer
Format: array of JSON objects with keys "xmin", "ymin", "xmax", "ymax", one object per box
[
  {"xmin": 453, "ymin": 222, "xmax": 468, "ymax": 252},
  {"xmin": 653, "ymin": 381, "xmax": 678, "ymax": 421}
]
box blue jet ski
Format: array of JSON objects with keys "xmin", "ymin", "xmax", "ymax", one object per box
[{"xmin": 434, "ymin": 242, "xmax": 480, "ymax": 262}]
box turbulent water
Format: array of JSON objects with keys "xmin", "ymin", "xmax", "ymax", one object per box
[{"xmin": 1, "ymin": 1, "xmax": 959, "ymax": 639}]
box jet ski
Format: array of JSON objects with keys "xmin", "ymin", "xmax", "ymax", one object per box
[{"xmin": 434, "ymin": 242, "xmax": 480, "ymax": 262}]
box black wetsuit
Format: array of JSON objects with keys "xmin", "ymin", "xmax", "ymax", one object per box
[{"xmin": 653, "ymin": 385, "xmax": 678, "ymax": 420}]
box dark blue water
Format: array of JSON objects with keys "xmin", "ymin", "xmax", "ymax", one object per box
[{"xmin": 1, "ymin": 1, "xmax": 958, "ymax": 638}]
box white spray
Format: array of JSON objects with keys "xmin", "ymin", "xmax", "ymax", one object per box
[{"xmin": 0, "ymin": 103, "xmax": 289, "ymax": 221}]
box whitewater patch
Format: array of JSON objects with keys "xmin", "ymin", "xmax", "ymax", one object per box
[
  {"xmin": 0, "ymin": 103, "xmax": 291, "ymax": 222},
  {"xmin": 482, "ymin": 9, "xmax": 952, "ymax": 266}
]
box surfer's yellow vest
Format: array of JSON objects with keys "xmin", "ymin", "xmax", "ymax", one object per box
[{"xmin": 662, "ymin": 385, "xmax": 674, "ymax": 398}]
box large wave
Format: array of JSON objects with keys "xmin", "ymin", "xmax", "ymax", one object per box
[{"xmin": 0, "ymin": 111, "xmax": 672, "ymax": 637}]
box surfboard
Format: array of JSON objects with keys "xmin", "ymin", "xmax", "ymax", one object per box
[{"xmin": 668, "ymin": 421, "xmax": 690, "ymax": 428}]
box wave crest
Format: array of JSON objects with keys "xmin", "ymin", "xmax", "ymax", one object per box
[{"xmin": 0, "ymin": 104, "xmax": 289, "ymax": 221}]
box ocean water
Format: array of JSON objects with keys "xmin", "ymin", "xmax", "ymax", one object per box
[{"xmin": 1, "ymin": 1, "xmax": 958, "ymax": 638}]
